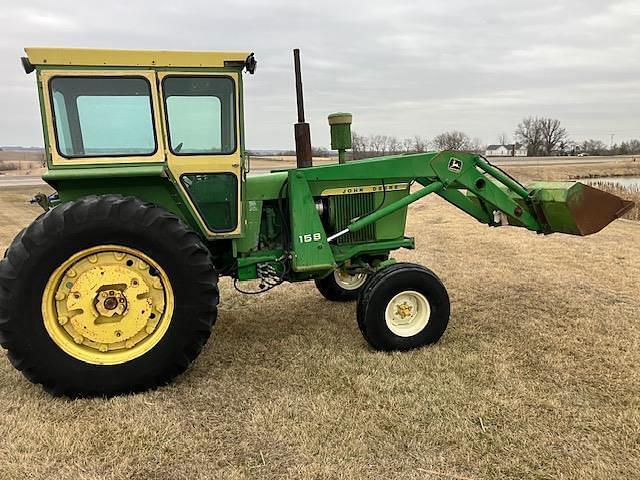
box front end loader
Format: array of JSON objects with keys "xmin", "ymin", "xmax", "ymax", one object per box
[{"xmin": 0, "ymin": 48, "xmax": 632, "ymax": 397}]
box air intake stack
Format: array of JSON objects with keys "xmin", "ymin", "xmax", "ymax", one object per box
[{"xmin": 293, "ymin": 49, "xmax": 312, "ymax": 168}]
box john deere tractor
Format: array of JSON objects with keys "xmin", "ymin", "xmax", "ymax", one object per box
[{"xmin": 0, "ymin": 48, "xmax": 632, "ymax": 397}]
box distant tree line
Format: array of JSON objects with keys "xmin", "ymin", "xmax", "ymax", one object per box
[
  {"xmin": 514, "ymin": 116, "xmax": 640, "ymax": 156},
  {"xmin": 577, "ymin": 139, "xmax": 640, "ymax": 156},
  {"xmin": 351, "ymin": 131, "xmax": 483, "ymax": 159},
  {"xmin": 252, "ymin": 116, "xmax": 640, "ymax": 158}
]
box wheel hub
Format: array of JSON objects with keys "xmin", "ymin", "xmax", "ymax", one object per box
[
  {"xmin": 385, "ymin": 291, "xmax": 431, "ymax": 337},
  {"xmin": 96, "ymin": 290, "xmax": 127, "ymax": 317},
  {"xmin": 334, "ymin": 269, "xmax": 367, "ymax": 290},
  {"xmin": 42, "ymin": 246, "xmax": 174, "ymax": 364},
  {"xmin": 395, "ymin": 301, "xmax": 414, "ymax": 322}
]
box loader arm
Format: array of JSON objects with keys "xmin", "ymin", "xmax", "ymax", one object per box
[{"xmin": 295, "ymin": 150, "xmax": 633, "ymax": 243}]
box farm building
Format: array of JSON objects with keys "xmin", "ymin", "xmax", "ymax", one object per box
[{"xmin": 485, "ymin": 144, "xmax": 527, "ymax": 157}]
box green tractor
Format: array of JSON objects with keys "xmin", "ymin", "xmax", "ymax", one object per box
[{"xmin": 0, "ymin": 48, "xmax": 632, "ymax": 397}]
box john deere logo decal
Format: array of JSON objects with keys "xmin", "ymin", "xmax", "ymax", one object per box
[{"xmin": 448, "ymin": 157, "xmax": 463, "ymax": 173}]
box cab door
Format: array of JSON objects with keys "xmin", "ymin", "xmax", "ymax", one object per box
[{"xmin": 158, "ymin": 72, "xmax": 243, "ymax": 237}]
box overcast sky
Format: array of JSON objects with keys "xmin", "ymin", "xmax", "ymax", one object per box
[{"xmin": 1, "ymin": 0, "xmax": 638, "ymax": 149}]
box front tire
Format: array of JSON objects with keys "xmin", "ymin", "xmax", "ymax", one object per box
[
  {"xmin": 0, "ymin": 195, "xmax": 218, "ymax": 397},
  {"xmin": 357, "ymin": 263, "xmax": 450, "ymax": 351},
  {"xmin": 315, "ymin": 269, "xmax": 368, "ymax": 302}
]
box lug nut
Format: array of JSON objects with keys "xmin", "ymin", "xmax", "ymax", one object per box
[{"xmin": 58, "ymin": 316, "xmax": 68, "ymax": 325}]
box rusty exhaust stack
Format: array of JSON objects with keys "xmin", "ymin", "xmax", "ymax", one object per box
[{"xmin": 293, "ymin": 49, "xmax": 312, "ymax": 168}]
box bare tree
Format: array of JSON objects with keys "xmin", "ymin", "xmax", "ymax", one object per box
[
  {"xmin": 468, "ymin": 137, "xmax": 485, "ymax": 154},
  {"xmin": 370, "ymin": 135, "xmax": 384, "ymax": 155},
  {"xmin": 539, "ymin": 117, "xmax": 567, "ymax": 155},
  {"xmin": 379, "ymin": 135, "xmax": 390, "ymax": 156},
  {"xmin": 402, "ymin": 137, "xmax": 414, "ymax": 152},
  {"xmin": 351, "ymin": 132, "xmax": 365, "ymax": 159},
  {"xmin": 515, "ymin": 117, "xmax": 544, "ymax": 156},
  {"xmin": 497, "ymin": 132, "xmax": 510, "ymax": 145},
  {"xmin": 580, "ymin": 139, "xmax": 606, "ymax": 156},
  {"xmin": 433, "ymin": 131, "xmax": 471, "ymax": 151},
  {"xmin": 413, "ymin": 135, "xmax": 428, "ymax": 152},
  {"xmin": 515, "ymin": 117, "xmax": 568, "ymax": 156},
  {"xmin": 388, "ymin": 136, "xmax": 401, "ymax": 154}
]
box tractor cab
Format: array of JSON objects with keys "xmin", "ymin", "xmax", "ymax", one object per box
[{"xmin": 23, "ymin": 47, "xmax": 256, "ymax": 237}]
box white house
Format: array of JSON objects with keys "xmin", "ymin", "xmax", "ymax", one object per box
[{"xmin": 485, "ymin": 144, "xmax": 527, "ymax": 157}]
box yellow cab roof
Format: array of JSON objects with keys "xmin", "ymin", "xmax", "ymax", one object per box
[{"xmin": 24, "ymin": 47, "xmax": 251, "ymax": 68}]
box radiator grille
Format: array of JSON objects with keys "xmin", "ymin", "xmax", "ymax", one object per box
[{"xmin": 331, "ymin": 193, "xmax": 376, "ymax": 244}]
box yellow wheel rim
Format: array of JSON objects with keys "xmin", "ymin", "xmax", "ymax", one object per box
[
  {"xmin": 384, "ymin": 290, "xmax": 431, "ymax": 337},
  {"xmin": 42, "ymin": 245, "xmax": 174, "ymax": 365}
]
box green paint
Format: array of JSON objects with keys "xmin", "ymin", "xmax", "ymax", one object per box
[
  {"xmin": 287, "ymin": 171, "xmax": 336, "ymax": 272},
  {"xmin": 343, "ymin": 181, "xmax": 443, "ymax": 236},
  {"xmin": 328, "ymin": 112, "xmax": 352, "ymax": 164}
]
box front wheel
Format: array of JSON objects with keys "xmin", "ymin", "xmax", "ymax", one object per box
[
  {"xmin": 357, "ymin": 263, "xmax": 450, "ymax": 351},
  {"xmin": 315, "ymin": 268, "xmax": 368, "ymax": 302}
]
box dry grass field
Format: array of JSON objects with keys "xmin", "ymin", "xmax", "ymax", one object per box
[
  {"xmin": 0, "ymin": 150, "xmax": 44, "ymax": 176},
  {"xmin": 0, "ymin": 164, "xmax": 639, "ymax": 479}
]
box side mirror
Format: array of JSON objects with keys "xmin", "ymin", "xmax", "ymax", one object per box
[
  {"xmin": 244, "ymin": 53, "xmax": 257, "ymax": 74},
  {"xmin": 21, "ymin": 56, "xmax": 35, "ymax": 74}
]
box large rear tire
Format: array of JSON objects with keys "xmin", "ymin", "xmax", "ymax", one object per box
[
  {"xmin": 0, "ymin": 195, "xmax": 218, "ymax": 397},
  {"xmin": 357, "ymin": 263, "xmax": 450, "ymax": 351}
]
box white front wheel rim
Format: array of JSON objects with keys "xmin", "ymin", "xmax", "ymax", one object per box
[
  {"xmin": 334, "ymin": 270, "xmax": 367, "ymax": 291},
  {"xmin": 384, "ymin": 290, "xmax": 431, "ymax": 337}
]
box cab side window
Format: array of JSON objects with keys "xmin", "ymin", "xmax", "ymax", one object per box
[
  {"xmin": 162, "ymin": 76, "xmax": 236, "ymax": 155},
  {"xmin": 50, "ymin": 77, "xmax": 156, "ymax": 158}
]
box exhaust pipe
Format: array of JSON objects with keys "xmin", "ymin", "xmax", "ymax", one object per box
[{"xmin": 293, "ymin": 49, "xmax": 312, "ymax": 168}]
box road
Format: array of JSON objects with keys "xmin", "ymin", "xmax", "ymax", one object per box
[{"xmin": 0, "ymin": 175, "xmax": 46, "ymax": 187}]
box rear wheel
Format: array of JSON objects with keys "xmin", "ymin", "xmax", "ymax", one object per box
[
  {"xmin": 315, "ymin": 268, "xmax": 368, "ymax": 302},
  {"xmin": 0, "ymin": 195, "xmax": 218, "ymax": 397},
  {"xmin": 357, "ymin": 263, "xmax": 450, "ymax": 351}
]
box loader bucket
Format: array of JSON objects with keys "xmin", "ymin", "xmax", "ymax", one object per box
[{"xmin": 528, "ymin": 182, "xmax": 634, "ymax": 235}]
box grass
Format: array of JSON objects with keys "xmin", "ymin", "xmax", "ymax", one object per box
[
  {"xmin": 501, "ymin": 158, "xmax": 640, "ymax": 182},
  {"xmin": 0, "ymin": 172, "xmax": 639, "ymax": 479},
  {"xmin": 0, "ymin": 161, "xmax": 19, "ymax": 171},
  {"xmin": 0, "ymin": 159, "xmax": 43, "ymax": 176}
]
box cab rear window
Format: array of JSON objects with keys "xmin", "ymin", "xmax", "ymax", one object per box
[{"xmin": 49, "ymin": 76, "xmax": 157, "ymax": 158}]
